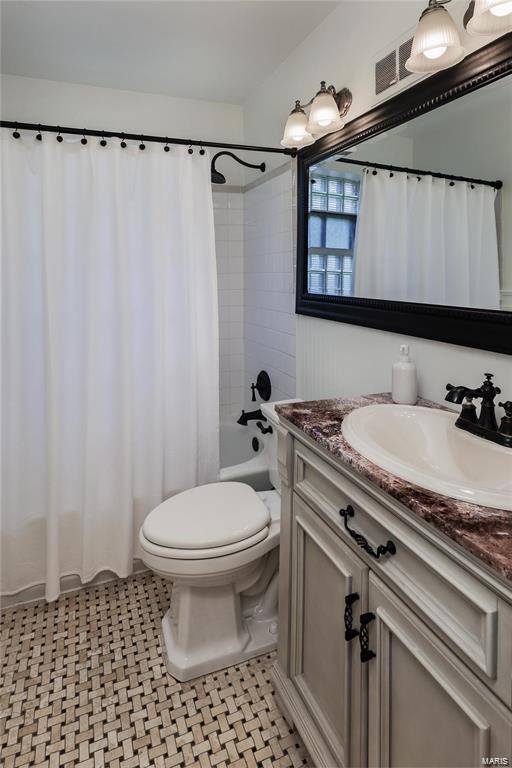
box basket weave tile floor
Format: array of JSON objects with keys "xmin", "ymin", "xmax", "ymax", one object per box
[{"xmin": 0, "ymin": 572, "xmax": 310, "ymax": 768}]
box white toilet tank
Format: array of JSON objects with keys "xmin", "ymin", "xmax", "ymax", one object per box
[{"xmin": 260, "ymin": 399, "xmax": 302, "ymax": 492}]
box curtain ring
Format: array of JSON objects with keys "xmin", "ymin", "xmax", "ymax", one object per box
[
  {"xmin": 372, "ymin": 168, "xmax": 377, "ymax": 175},
  {"xmin": 120, "ymin": 134, "xmax": 127, "ymax": 148},
  {"xmin": 470, "ymin": 184, "xmax": 475, "ymax": 189},
  {"xmin": 449, "ymin": 181, "xmax": 455, "ymax": 186},
  {"xmin": 389, "ymin": 172, "xmax": 394, "ymax": 178},
  {"xmin": 199, "ymin": 144, "xmax": 205, "ymax": 156},
  {"xmin": 100, "ymin": 132, "xmax": 107, "ymax": 147},
  {"xmin": 139, "ymin": 136, "xmax": 146, "ymax": 151},
  {"xmin": 12, "ymin": 123, "xmax": 20, "ymax": 139},
  {"xmin": 81, "ymin": 131, "xmax": 88, "ymax": 145},
  {"xmin": 36, "ymin": 124, "xmax": 42, "ymax": 141},
  {"xmin": 56, "ymin": 128, "xmax": 63, "ymax": 143},
  {"xmin": 188, "ymin": 142, "xmax": 193, "ymax": 155},
  {"xmin": 164, "ymin": 138, "xmax": 170, "ymax": 153}
]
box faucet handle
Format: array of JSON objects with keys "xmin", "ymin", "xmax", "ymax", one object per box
[
  {"xmin": 250, "ymin": 383, "xmax": 257, "ymax": 402},
  {"xmin": 481, "ymin": 373, "xmax": 501, "ymax": 397},
  {"xmin": 499, "ymin": 401, "xmax": 512, "ymax": 417}
]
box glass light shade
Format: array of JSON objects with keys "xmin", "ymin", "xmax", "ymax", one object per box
[
  {"xmin": 467, "ymin": 0, "xmax": 512, "ymax": 33},
  {"xmin": 306, "ymin": 90, "xmax": 344, "ymax": 137},
  {"xmin": 280, "ymin": 108, "xmax": 314, "ymax": 148},
  {"xmin": 406, "ymin": 5, "xmax": 466, "ymax": 74}
]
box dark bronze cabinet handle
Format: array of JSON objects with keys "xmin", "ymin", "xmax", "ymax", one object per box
[
  {"xmin": 359, "ymin": 612, "xmax": 376, "ymax": 663},
  {"xmin": 344, "ymin": 592, "xmax": 360, "ymax": 641},
  {"xmin": 339, "ymin": 505, "xmax": 397, "ymax": 560}
]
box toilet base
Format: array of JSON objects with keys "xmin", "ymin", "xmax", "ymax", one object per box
[
  {"xmin": 161, "ymin": 606, "xmax": 277, "ymax": 681},
  {"xmin": 160, "ymin": 574, "xmax": 278, "ymax": 681}
]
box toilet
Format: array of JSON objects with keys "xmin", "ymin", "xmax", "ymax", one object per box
[{"xmin": 139, "ymin": 398, "xmax": 300, "ymax": 681}]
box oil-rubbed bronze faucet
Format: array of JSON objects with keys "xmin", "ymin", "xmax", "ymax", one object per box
[{"xmin": 445, "ymin": 374, "xmax": 512, "ymax": 448}]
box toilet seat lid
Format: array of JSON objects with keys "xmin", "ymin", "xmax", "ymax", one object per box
[{"xmin": 142, "ymin": 482, "xmax": 271, "ymax": 550}]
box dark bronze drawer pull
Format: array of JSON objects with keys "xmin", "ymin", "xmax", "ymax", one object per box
[
  {"xmin": 339, "ymin": 505, "xmax": 397, "ymax": 560},
  {"xmin": 344, "ymin": 592, "xmax": 360, "ymax": 641},
  {"xmin": 359, "ymin": 612, "xmax": 376, "ymax": 663}
]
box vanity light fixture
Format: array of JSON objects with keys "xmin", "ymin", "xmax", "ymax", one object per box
[
  {"xmin": 280, "ymin": 82, "xmax": 352, "ymax": 150},
  {"xmin": 465, "ymin": 0, "xmax": 512, "ymax": 34},
  {"xmin": 280, "ymin": 102, "xmax": 314, "ymax": 149},
  {"xmin": 406, "ymin": 0, "xmax": 466, "ymax": 74},
  {"xmin": 408, "ymin": 0, "xmax": 512, "ymax": 74}
]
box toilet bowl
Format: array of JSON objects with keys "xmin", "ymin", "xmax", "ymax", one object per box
[{"xmin": 139, "ymin": 398, "xmax": 301, "ymax": 681}]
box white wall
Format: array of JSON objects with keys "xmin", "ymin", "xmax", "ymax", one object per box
[
  {"xmin": 244, "ymin": 1, "xmax": 497, "ymax": 154},
  {"xmin": 0, "ymin": 74, "xmax": 246, "ymax": 183},
  {"xmin": 242, "ymin": 1, "xmax": 511, "ymax": 407},
  {"xmin": 244, "ymin": 165, "xmax": 296, "ymax": 404}
]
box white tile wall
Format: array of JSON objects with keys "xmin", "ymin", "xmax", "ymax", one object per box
[
  {"xmin": 213, "ymin": 190, "xmax": 246, "ymax": 421},
  {"xmin": 243, "ymin": 165, "xmax": 296, "ymax": 404}
]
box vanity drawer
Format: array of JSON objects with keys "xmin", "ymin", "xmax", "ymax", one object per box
[{"xmin": 293, "ymin": 440, "xmax": 512, "ymax": 706}]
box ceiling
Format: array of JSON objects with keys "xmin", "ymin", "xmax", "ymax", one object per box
[{"xmin": 0, "ymin": 0, "xmax": 340, "ymax": 104}]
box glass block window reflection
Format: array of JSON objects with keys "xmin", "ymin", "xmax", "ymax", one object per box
[
  {"xmin": 308, "ymin": 174, "xmax": 360, "ymax": 298},
  {"xmin": 310, "ymin": 175, "xmax": 360, "ymax": 215},
  {"xmin": 308, "ymin": 253, "xmax": 354, "ymax": 297}
]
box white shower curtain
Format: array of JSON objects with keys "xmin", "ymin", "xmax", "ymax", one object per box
[
  {"xmin": 1, "ymin": 133, "xmax": 219, "ymax": 601},
  {"xmin": 354, "ymin": 170, "xmax": 500, "ymax": 309}
]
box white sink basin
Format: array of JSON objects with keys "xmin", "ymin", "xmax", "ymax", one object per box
[{"xmin": 341, "ymin": 404, "xmax": 512, "ymax": 511}]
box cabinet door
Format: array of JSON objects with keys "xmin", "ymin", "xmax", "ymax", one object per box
[
  {"xmin": 367, "ymin": 573, "xmax": 512, "ymax": 768},
  {"xmin": 290, "ymin": 492, "xmax": 368, "ymax": 768}
]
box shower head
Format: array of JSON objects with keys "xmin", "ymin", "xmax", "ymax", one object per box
[
  {"xmin": 211, "ymin": 151, "xmax": 266, "ymax": 185},
  {"xmin": 211, "ymin": 167, "xmax": 226, "ymax": 185}
]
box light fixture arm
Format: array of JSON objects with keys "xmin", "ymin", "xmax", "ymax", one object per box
[
  {"xmin": 296, "ymin": 82, "xmax": 353, "ymax": 119},
  {"xmin": 463, "ymin": 0, "xmax": 475, "ymax": 28},
  {"xmin": 425, "ymin": 0, "xmax": 453, "ymax": 9}
]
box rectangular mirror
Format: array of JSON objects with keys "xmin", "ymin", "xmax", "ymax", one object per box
[{"xmin": 296, "ymin": 35, "xmax": 512, "ymax": 355}]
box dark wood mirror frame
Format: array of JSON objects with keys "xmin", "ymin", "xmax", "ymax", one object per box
[{"xmin": 296, "ymin": 33, "xmax": 512, "ymax": 355}]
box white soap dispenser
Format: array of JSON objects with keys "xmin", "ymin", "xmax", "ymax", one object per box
[{"xmin": 392, "ymin": 344, "xmax": 418, "ymax": 405}]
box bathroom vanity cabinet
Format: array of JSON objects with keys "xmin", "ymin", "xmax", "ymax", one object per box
[{"xmin": 273, "ymin": 420, "xmax": 512, "ymax": 768}]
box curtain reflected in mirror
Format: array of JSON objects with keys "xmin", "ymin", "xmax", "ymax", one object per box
[{"xmin": 307, "ymin": 75, "xmax": 510, "ymax": 312}]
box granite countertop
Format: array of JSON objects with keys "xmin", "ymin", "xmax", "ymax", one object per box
[{"xmin": 276, "ymin": 393, "xmax": 512, "ymax": 583}]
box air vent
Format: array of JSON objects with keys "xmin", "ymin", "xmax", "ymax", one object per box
[
  {"xmin": 374, "ymin": 34, "xmax": 416, "ymax": 99},
  {"xmin": 375, "ymin": 50, "xmax": 397, "ymax": 95},
  {"xmin": 398, "ymin": 38, "xmax": 414, "ymax": 81}
]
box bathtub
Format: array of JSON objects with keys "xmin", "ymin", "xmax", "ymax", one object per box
[{"xmin": 219, "ymin": 420, "xmax": 272, "ymax": 491}]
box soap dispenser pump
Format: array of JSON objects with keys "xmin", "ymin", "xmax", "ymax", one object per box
[{"xmin": 392, "ymin": 344, "xmax": 418, "ymax": 405}]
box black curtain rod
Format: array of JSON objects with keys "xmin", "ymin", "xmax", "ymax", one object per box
[
  {"xmin": 0, "ymin": 120, "xmax": 297, "ymax": 157},
  {"xmin": 335, "ymin": 156, "xmax": 502, "ymax": 190}
]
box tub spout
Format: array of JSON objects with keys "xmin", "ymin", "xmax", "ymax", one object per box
[{"xmin": 237, "ymin": 408, "xmax": 266, "ymax": 426}]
